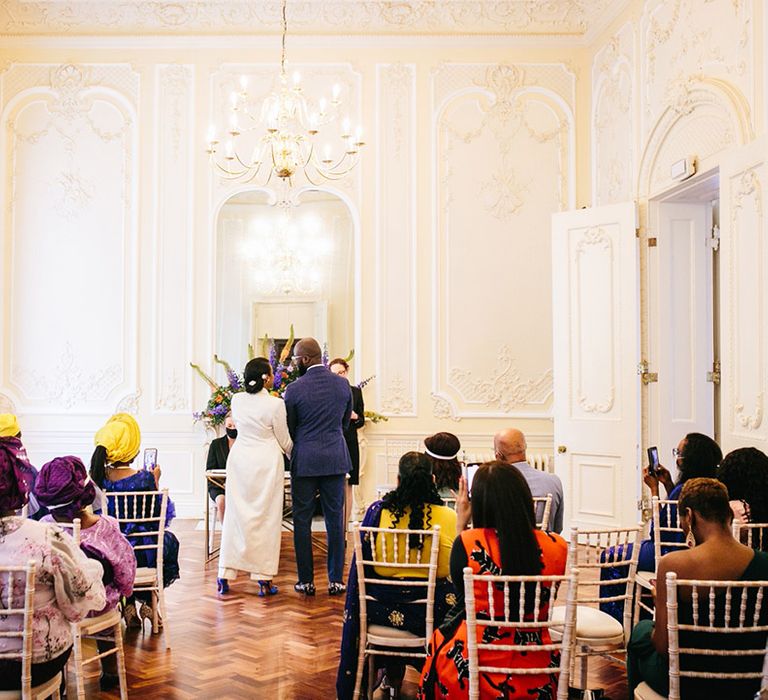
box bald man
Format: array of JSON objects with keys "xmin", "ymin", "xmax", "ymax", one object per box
[
  {"xmin": 284, "ymin": 337, "xmax": 353, "ymax": 596},
  {"xmin": 493, "ymin": 428, "xmax": 564, "ymax": 533}
]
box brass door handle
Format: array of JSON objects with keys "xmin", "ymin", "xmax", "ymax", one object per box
[{"xmin": 557, "ymin": 445, "xmax": 567, "ymax": 454}]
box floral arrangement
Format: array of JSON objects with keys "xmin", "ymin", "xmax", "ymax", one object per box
[{"xmin": 191, "ymin": 325, "xmax": 388, "ymax": 428}]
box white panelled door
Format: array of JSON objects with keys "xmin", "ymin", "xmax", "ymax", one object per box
[
  {"xmin": 653, "ymin": 202, "xmax": 715, "ymax": 465},
  {"xmin": 720, "ymin": 136, "xmax": 768, "ymax": 455},
  {"xmin": 552, "ymin": 203, "xmax": 640, "ymax": 530}
]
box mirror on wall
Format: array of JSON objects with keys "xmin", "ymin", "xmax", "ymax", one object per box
[{"xmin": 215, "ymin": 189, "xmax": 354, "ymax": 373}]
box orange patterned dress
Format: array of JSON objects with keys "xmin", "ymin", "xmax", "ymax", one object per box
[{"xmin": 418, "ymin": 528, "xmax": 567, "ymax": 700}]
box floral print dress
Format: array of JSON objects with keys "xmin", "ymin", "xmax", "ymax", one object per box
[{"xmin": 0, "ymin": 517, "xmax": 106, "ymax": 663}]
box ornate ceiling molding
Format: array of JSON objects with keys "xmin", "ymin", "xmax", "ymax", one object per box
[{"xmin": 0, "ymin": 1, "xmax": 627, "ymax": 37}]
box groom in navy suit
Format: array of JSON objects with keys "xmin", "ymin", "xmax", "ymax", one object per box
[{"xmin": 285, "ymin": 337, "xmax": 352, "ymax": 596}]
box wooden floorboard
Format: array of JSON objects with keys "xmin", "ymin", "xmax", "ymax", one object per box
[{"xmin": 72, "ymin": 521, "xmax": 629, "ymax": 699}]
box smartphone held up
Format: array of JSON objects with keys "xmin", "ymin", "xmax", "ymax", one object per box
[
  {"xmin": 647, "ymin": 446, "xmax": 659, "ymax": 475},
  {"xmin": 143, "ymin": 448, "xmax": 158, "ymax": 471}
]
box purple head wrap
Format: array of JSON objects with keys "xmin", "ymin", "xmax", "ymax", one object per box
[
  {"xmin": 0, "ymin": 437, "xmax": 37, "ymax": 512},
  {"xmin": 34, "ymin": 456, "xmax": 96, "ymax": 520}
]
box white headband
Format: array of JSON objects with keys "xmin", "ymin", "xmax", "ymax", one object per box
[
  {"xmin": 424, "ymin": 446, "xmax": 460, "ymax": 460},
  {"xmin": 45, "ymin": 476, "xmax": 92, "ymax": 510}
]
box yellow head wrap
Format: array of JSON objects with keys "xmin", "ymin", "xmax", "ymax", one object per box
[
  {"xmin": 94, "ymin": 413, "xmax": 141, "ymax": 464},
  {"xmin": 0, "ymin": 414, "xmax": 21, "ymax": 439}
]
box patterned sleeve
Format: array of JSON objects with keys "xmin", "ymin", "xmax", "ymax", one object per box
[{"xmin": 46, "ymin": 526, "xmax": 107, "ymax": 623}]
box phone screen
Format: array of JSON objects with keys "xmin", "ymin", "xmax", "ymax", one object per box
[
  {"xmin": 462, "ymin": 463, "xmax": 481, "ymax": 497},
  {"xmin": 143, "ymin": 448, "xmax": 157, "ymax": 471},
  {"xmin": 647, "ymin": 446, "xmax": 659, "ymax": 473}
]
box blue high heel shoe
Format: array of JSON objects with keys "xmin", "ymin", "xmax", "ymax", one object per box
[
  {"xmin": 257, "ymin": 580, "xmax": 278, "ymax": 597},
  {"xmin": 217, "ymin": 578, "xmax": 229, "ymax": 595}
]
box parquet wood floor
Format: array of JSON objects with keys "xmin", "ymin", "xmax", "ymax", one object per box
[{"xmin": 73, "ymin": 521, "xmax": 630, "ymax": 699}]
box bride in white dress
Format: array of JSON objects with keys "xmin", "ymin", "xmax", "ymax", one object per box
[{"xmin": 217, "ymin": 357, "xmax": 293, "ymax": 595}]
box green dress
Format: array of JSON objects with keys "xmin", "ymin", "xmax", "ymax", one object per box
[{"xmin": 627, "ymin": 550, "xmax": 768, "ymax": 699}]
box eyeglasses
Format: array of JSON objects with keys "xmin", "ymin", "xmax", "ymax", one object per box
[
  {"xmin": 291, "ymin": 355, "xmax": 303, "ymax": 363},
  {"xmin": 672, "ymin": 447, "xmax": 683, "ymax": 459}
]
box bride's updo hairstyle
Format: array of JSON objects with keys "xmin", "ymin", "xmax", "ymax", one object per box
[{"xmin": 244, "ymin": 357, "xmax": 272, "ymax": 394}]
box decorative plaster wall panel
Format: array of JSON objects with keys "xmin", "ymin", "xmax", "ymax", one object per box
[
  {"xmin": 3, "ymin": 63, "xmax": 138, "ymax": 413},
  {"xmin": 432, "ymin": 63, "xmax": 574, "ymax": 418},
  {"xmin": 640, "ymin": 0, "xmax": 754, "ymax": 143},
  {"xmin": 375, "ymin": 63, "xmax": 416, "ymax": 416},
  {"xmin": 725, "ymin": 164, "xmax": 766, "ymax": 441},
  {"xmin": 592, "ymin": 22, "xmax": 635, "ymax": 206},
  {"xmin": 153, "ymin": 65, "xmax": 194, "ymax": 414}
]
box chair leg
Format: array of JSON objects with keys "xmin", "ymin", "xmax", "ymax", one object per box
[
  {"xmin": 113, "ymin": 621, "xmax": 128, "ymax": 700},
  {"xmin": 352, "ymin": 648, "xmax": 366, "ymax": 699},
  {"xmin": 579, "ymin": 646, "xmax": 589, "ymax": 690},
  {"xmin": 72, "ymin": 628, "xmax": 86, "ymax": 700},
  {"xmin": 158, "ymin": 587, "xmax": 170, "ymax": 649},
  {"xmin": 367, "ymin": 653, "xmax": 376, "ymax": 700}
]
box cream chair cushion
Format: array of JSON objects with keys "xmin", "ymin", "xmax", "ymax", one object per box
[
  {"xmin": 550, "ymin": 604, "xmax": 624, "ymax": 646},
  {"xmin": 634, "ymin": 681, "xmax": 667, "ymax": 699}
]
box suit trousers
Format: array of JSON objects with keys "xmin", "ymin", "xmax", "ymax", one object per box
[{"xmin": 291, "ymin": 473, "xmax": 346, "ymax": 584}]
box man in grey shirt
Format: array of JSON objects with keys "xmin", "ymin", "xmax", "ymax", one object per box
[{"xmin": 493, "ymin": 428, "xmax": 564, "ymax": 533}]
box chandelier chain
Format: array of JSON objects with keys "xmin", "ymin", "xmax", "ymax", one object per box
[{"xmin": 281, "ymin": 0, "xmax": 287, "ymax": 77}]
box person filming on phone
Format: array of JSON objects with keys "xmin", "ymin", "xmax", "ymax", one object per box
[{"xmin": 493, "ymin": 428, "xmax": 564, "ymax": 533}]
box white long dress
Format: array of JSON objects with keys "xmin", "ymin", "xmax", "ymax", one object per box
[{"xmin": 218, "ymin": 389, "xmax": 293, "ymax": 581}]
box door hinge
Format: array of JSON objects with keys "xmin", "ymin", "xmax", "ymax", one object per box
[
  {"xmin": 707, "ymin": 224, "xmax": 720, "ymax": 251},
  {"xmin": 637, "ymin": 360, "xmax": 658, "ymax": 385},
  {"xmin": 706, "ymin": 360, "xmax": 721, "ymax": 385}
]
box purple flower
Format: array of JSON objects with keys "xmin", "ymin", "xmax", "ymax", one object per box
[
  {"xmin": 357, "ymin": 375, "xmax": 376, "ymax": 390},
  {"xmin": 211, "ymin": 404, "xmax": 228, "ymax": 416},
  {"xmin": 269, "ymin": 343, "xmax": 278, "ymax": 372},
  {"xmin": 322, "ymin": 343, "xmax": 329, "ymax": 367},
  {"xmin": 227, "ymin": 369, "xmax": 242, "ymax": 391}
]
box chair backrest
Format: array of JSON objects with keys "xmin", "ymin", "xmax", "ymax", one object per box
[
  {"xmin": 652, "ymin": 496, "xmax": 687, "ymax": 565},
  {"xmin": 567, "ymin": 527, "xmax": 642, "ymax": 640},
  {"xmin": 733, "ymin": 521, "xmax": 768, "ymax": 552},
  {"xmin": 462, "ymin": 452, "xmax": 554, "ymax": 474},
  {"xmin": 54, "ymin": 517, "xmax": 81, "ymax": 546},
  {"xmin": 106, "ymin": 489, "xmax": 168, "ymax": 578},
  {"xmin": 665, "ymin": 571, "xmax": 768, "ymax": 700},
  {"xmin": 464, "ymin": 567, "xmax": 579, "ymax": 700},
  {"xmin": 0, "ymin": 561, "xmax": 37, "ymax": 696},
  {"xmin": 533, "ymin": 494, "xmax": 553, "ymax": 530},
  {"xmin": 352, "ymin": 522, "xmax": 441, "ymax": 645}
]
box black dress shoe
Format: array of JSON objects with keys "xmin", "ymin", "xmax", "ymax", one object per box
[
  {"xmin": 294, "ymin": 581, "xmax": 316, "ymax": 596},
  {"xmin": 100, "ymin": 673, "xmax": 120, "ymax": 691}
]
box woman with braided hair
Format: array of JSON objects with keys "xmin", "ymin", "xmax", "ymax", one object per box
[
  {"xmin": 718, "ymin": 447, "xmax": 768, "ymax": 541},
  {"xmin": 336, "ymin": 452, "xmax": 457, "ymax": 699}
]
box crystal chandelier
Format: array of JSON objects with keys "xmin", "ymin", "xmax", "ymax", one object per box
[{"xmin": 206, "ymin": 0, "xmax": 365, "ymax": 185}]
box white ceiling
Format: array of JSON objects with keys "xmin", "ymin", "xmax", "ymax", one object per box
[{"xmin": 0, "ymin": 1, "xmax": 630, "ymax": 38}]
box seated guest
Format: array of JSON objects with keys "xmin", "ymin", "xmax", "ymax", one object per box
[
  {"xmin": 494, "ymin": 428, "xmax": 563, "ymax": 532},
  {"xmin": 718, "ymin": 447, "xmax": 768, "ymax": 538},
  {"xmin": 419, "ymin": 462, "xmax": 567, "ymax": 699},
  {"xmin": 34, "ymin": 456, "xmax": 137, "ymax": 691},
  {"xmin": 600, "ymin": 432, "xmax": 722, "ymax": 622},
  {"xmin": 627, "ymin": 478, "xmax": 768, "ymax": 698},
  {"xmin": 206, "ymin": 412, "xmax": 237, "ymax": 524},
  {"xmin": 0, "ymin": 412, "xmax": 44, "ymax": 518},
  {"xmin": 637, "ymin": 432, "xmax": 722, "ymax": 570},
  {"xmin": 424, "ymin": 432, "xmax": 462, "ymax": 497},
  {"xmin": 89, "ymin": 412, "xmax": 180, "ymax": 630},
  {"xmin": 337, "ymin": 452, "xmax": 457, "ymax": 700},
  {"xmin": 0, "ymin": 440, "xmax": 106, "ymax": 691}
]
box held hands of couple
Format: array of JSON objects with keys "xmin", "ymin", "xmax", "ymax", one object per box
[{"xmin": 452, "ymin": 476, "xmax": 471, "ymax": 535}]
